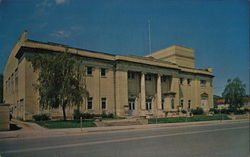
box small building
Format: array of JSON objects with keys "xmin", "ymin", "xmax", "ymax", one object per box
[{"xmin": 3, "ymin": 31, "xmax": 214, "ymax": 120}]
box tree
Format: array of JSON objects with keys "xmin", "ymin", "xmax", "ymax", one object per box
[
  {"xmin": 0, "ymin": 74, "xmax": 3, "ymax": 103},
  {"xmin": 27, "ymin": 50, "xmax": 88, "ymax": 120},
  {"xmin": 222, "ymin": 77, "xmax": 246, "ymax": 109}
]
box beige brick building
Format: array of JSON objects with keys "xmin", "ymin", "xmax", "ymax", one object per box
[{"xmin": 3, "ymin": 31, "xmax": 214, "ymax": 120}]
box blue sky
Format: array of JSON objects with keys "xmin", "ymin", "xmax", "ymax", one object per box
[{"xmin": 0, "ymin": 0, "xmax": 249, "ymax": 96}]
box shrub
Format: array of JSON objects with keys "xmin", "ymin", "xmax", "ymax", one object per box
[
  {"xmin": 81, "ymin": 113, "xmax": 96, "ymax": 119},
  {"xmin": 233, "ymin": 109, "xmax": 246, "ymax": 115},
  {"xmin": 220, "ymin": 108, "xmax": 230, "ymax": 114},
  {"xmin": 181, "ymin": 109, "xmax": 187, "ymax": 114},
  {"xmin": 244, "ymin": 108, "xmax": 250, "ymax": 113},
  {"xmin": 191, "ymin": 107, "xmax": 204, "ymax": 115},
  {"xmin": 73, "ymin": 110, "xmax": 81, "ymax": 120},
  {"xmin": 209, "ymin": 108, "xmax": 219, "ymax": 114},
  {"xmin": 33, "ymin": 114, "xmax": 50, "ymax": 121}
]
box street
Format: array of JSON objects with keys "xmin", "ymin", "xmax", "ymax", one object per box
[{"xmin": 0, "ymin": 122, "xmax": 249, "ymax": 157}]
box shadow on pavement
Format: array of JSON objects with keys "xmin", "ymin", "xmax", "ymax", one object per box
[{"xmin": 10, "ymin": 123, "xmax": 22, "ymax": 131}]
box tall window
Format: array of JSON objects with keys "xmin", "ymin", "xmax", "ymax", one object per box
[
  {"xmin": 87, "ymin": 97, "xmax": 93, "ymax": 109},
  {"xmin": 200, "ymin": 80, "xmax": 206, "ymax": 87},
  {"xmin": 171, "ymin": 98, "xmax": 174, "ymax": 109},
  {"xmin": 101, "ymin": 98, "xmax": 107, "ymax": 109},
  {"xmin": 128, "ymin": 72, "xmax": 135, "ymax": 79},
  {"xmin": 146, "ymin": 98, "xmax": 152, "ymax": 110},
  {"xmin": 145, "ymin": 74, "xmax": 152, "ymax": 81},
  {"xmin": 180, "ymin": 99, "xmax": 184, "ymax": 108},
  {"xmin": 128, "ymin": 98, "xmax": 135, "ymax": 110},
  {"xmin": 188, "ymin": 100, "xmax": 191, "ymax": 109},
  {"xmin": 161, "ymin": 76, "xmax": 167, "ymax": 82},
  {"xmin": 101, "ymin": 68, "xmax": 106, "ymax": 77},
  {"xmin": 161, "ymin": 99, "xmax": 165, "ymax": 110},
  {"xmin": 180, "ymin": 78, "xmax": 183, "ymax": 84},
  {"xmin": 87, "ymin": 67, "xmax": 93, "ymax": 75},
  {"xmin": 187, "ymin": 79, "xmax": 191, "ymax": 85}
]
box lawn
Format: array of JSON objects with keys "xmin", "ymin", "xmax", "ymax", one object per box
[
  {"xmin": 148, "ymin": 114, "xmax": 231, "ymax": 124},
  {"xmin": 35, "ymin": 119, "xmax": 96, "ymax": 129}
]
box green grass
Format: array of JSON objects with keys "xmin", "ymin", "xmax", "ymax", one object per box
[
  {"xmin": 149, "ymin": 114, "xmax": 231, "ymax": 124},
  {"xmin": 35, "ymin": 119, "xmax": 96, "ymax": 129}
]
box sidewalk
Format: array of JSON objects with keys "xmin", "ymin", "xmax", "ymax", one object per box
[{"xmin": 0, "ymin": 119, "xmax": 248, "ymax": 139}]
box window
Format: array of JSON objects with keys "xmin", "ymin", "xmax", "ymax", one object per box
[
  {"xmin": 187, "ymin": 79, "xmax": 191, "ymax": 85},
  {"xmin": 145, "ymin": 74, "xmax": 152, "ymax": 81},
  {"xmin": 188, "ymin": 100, "xmax": 191, "ymax": 109},
  {"xmin": 200, "ymin": 80, "xmax": 206, "ymax": 87},
  {"xmin": 210, "ymin": 80, "xmax": 213, "ymax": 87},
  {"xmin": 146, "ymin": 98, "xmax": 152, "ymax": 110},
  {"xmin": 101, "ymin": 98, "xmax": 106, "ymax": 109},
  {"xmin": 101, "ymin": 68, "xmax": 106, "ymax": 77},
  {"xmin": 180, "ymin": 99, "xmax": 184, "ymax": 108},
  {"xmin": 128, "ymin": 98, "xmax": 135, "ymax": 110},
  {"xmin": 161, "ymin": 76, "xmax": 167, "ymax": 82},
  {"xmin": 87, "ymin": 67, "xmax": 93, "ymax": 75},
  {"xmin": 87, "ymin": 97, "xmax": 93, "ymax": 109},
  {"xmin": 180, "ymin": 78, "xmax": 183, "ymax": 84},
  {"xmin": 161, "ymin": 99, "xmax": 165, "ymax": 110},
  {"xmin": 128, "ymin": 72, "xmax": 135, "ymax": 79},
  {"xmin": 171, "ymin": 98, "xmax": 174, "ymax": 109}
]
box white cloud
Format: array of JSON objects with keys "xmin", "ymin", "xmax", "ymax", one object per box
[{"xmin": 50, "ymin": 30, "xmax": 71, "ymax": 39}]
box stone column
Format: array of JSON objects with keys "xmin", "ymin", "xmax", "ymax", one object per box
[
  {"xmin": 141, "ymin": 73, "xmax": 146, "ymax": 110},
  {"xmin": 157, "ymin": 74, "xmax": 162, "ymax": 110}
]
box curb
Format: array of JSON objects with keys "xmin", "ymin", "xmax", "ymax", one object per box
[{"xmin": 0, "ymin": 119, "xmax": 248, "ymax": 139}]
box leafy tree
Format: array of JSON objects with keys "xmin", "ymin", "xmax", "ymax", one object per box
[
  {"xmin": 0, "ymin": 74, "xmax": 3, "ymax": 103},
  {"xmin": 27, "ymin": 50, "xmax": 88, "ymax": 120},
  {"xmin": 222, "ymin": 77, "xmax": 246, "ymax": 109}
]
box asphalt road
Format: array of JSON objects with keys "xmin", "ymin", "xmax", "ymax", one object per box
[{"xmin": 0, "ymin": 122, "xmax": 249, "ymax": 157}]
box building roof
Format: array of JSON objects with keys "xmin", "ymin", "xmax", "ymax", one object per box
[{"xmin": 10, "ymin": 31, "xmax": 213, "ymax": 77}]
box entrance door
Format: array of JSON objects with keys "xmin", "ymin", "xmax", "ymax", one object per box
[{"xmin": 128, "ymin": 98, "xmax": 136, "ymax": 115}]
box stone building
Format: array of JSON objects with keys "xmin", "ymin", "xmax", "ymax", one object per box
[{"xmin": 3, "ymin": 31, "xmax": 213, "ymax": 120}]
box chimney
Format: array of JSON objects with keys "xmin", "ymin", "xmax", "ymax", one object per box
[{"xmin": 20, "ymin": 30, "xmax": 27, "ymax": 41}]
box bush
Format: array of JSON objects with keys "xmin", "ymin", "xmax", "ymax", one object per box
[
  {"xmin": 191, "ymin": 107, "xmax": 204, "ymax": 115},
  {"xmin": 233, "ymin": 109, "xmax": 246, "ymax": 115},
  {"xmin": 33, "ymin": 114, "xmax": 50, "ymax": 121},
  {"xmin": 181, "ymin": 109, "xmax": 187, "ymax": 114},
  {"xmin": 209, "ymin": 108, "xmax": 219, "ymax": 114},
  {"xmin": 73, "ymin": 110, "xmax": 81, "ymax": 120}
]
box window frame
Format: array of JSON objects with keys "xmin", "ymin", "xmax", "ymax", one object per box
[
  {"xmin": 128, "ymin": 72, "xmax": 135, "ymax": 80},
  {"xmin": 180, "ymin": 78, "xmax": 183, "ymax": 85},
  {"xmin": 145, "ymin": 74, "xmax": 152, "ymax": 81},
  {"xmin": 87, "ymin": 97, "xmax": 93, "ymax": 109},
  {"xmin": 87, "ymin": 67, "xmax": 93, "ymax": 75},
  {"xmin": 101, "ymin": 68, "xmax": 106, "ymax": 77},
  {"xmin": 200, "ymin": 80, "xmax": 207, "ymax": 87},
  {"xmin": 101, "ymin": 97, "xmax": 107, "ymax": 109}
]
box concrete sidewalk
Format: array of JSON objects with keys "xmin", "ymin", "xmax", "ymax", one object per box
[{"xmin": 0, "ymin": 119, "xmax": 248, "ymax": 139}]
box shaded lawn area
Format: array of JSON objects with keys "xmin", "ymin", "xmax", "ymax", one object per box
[
  {"xmin": 149, "ymin": 114, "xmax": 231, "ymax": 124},
  {"xmin": 35, "ymin": 119, "xmax": 96, "ymax": 129}
]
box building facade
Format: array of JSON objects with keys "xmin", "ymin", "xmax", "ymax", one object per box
[{"xmin": 3, "ymin": 31, "xmax": 214, "ymax": 120}]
